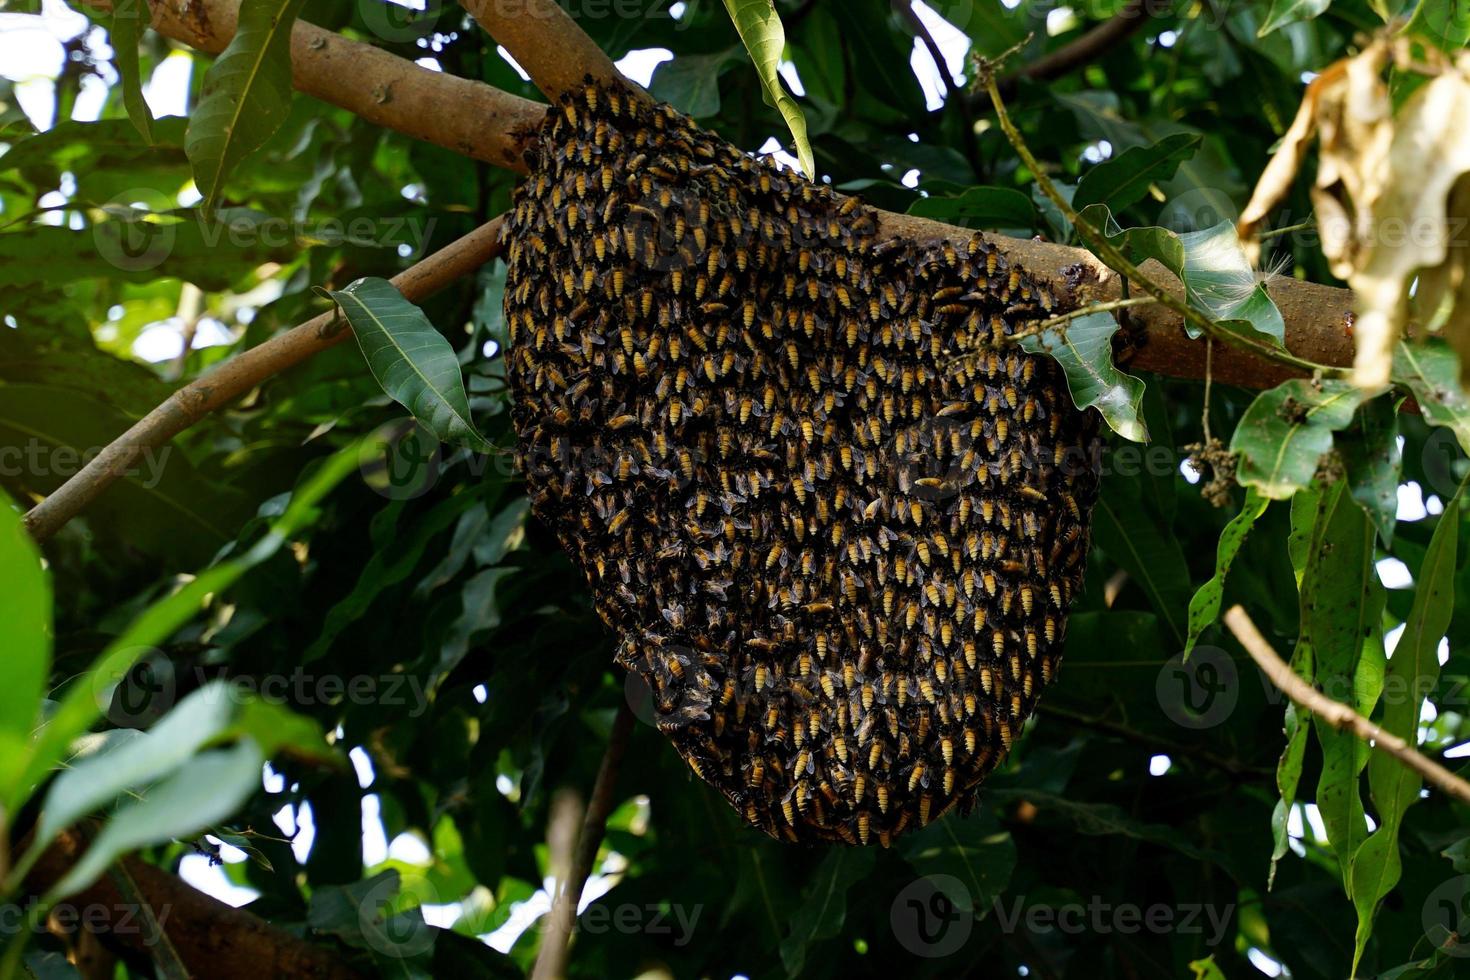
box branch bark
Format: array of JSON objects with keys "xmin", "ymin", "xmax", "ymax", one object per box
[
  {"xmin": 532, "ymin": 704, "xmax": 636, "ymax": 980},
  {"xmin": 1224, "ymin": 605, "xmax": 1470, "ymax": 806},
  {"xmin": 25, "ymin": 831, "xmax": 361, "ymax": 980},
  {"xmin": 457, "ymin": 0, "xmax": 633, "ymax": 102},
  {"xmin": 23, "ymin": 217, "xmax": 505, "ymax": 543},
  {"xmin": 80, "ymin": 0, "xmax": 544, "ymax": 172},
  {"xmin": 91, "ymin": 0, "xmax": 1357, "ymax": 391}
]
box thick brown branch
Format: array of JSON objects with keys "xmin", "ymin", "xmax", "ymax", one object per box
[
  {"xmin": 457, "ymin": 0, "xmax": 634, "ymax": 103},
  {"xmin": 26, "ymin": 831, "xmax": 361, "ymax": 980},
  {"xmin": 532, "ymin": 704, "xmax": 636, "ymax": 980},
  {"xmin": 23, "ymin": 218, "xmax": 505, "ymax": 543},
  {"xmin": 875, "ymin": 211, "xmax": 1357, "ymax": 386},
  {"xmin": 81, "ymin": 0, "xmax": 544, "ymax": 172},
  {"xmin": 1224, "ymin": 605, "xmax": 1470, "ymax": 806}
]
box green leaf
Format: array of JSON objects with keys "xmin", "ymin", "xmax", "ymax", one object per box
[
  {"xmin": 327, "ymin": 277, "xmax": 491, "ymax": 453},
  {"xmin": 906, "ymin": 186, "xmax": 1039, "ymax": 231},
  {"xmin": 898, "ymin": 812, "xmax": 1017, "ymax": 917},
  {"xmin": 779, "ymin": 848, "xmax": 875, "ymax": 976},
  {"xmin": 1093, "ymin": 477, "xmax": 1192, "ymax": 647},
  {"xmin": 0, "ymin": 218, "xmax": 299, "ymax": 291},
  {"xmin": 184, "ymin": 0, "xmax": 306, "ymax": 210},
  {"xmin": 1270, "ymin": 485, "xmax": 1328, "ymax": 884},
  {"xmin": 722, "ymin": 0, "xmax": 815, "ymax": 180},
  {"xmin": 1339, "ymin": 396, "xmax": 1403, "ymax": 546},
  {"xmin": 48, "ymin": 741, "xmax": 265, "ymax": 898},
  {"xmin": 2, "ymin": 443, "xmax": 362, "ymax": 814},
  {"xmin": 648, "ymin": 48, "xmax": 743, "ymax": 118},
  {"xmin": 1300, "ymin": 487, "xmax": 1380, "ymax": 879},
  {"xmin": 1260, "ymin": 0, "xmax": 1332, "ymax": 36},
  {"xmin": 1073, "ymin": 133, "xmax": 1202, "ymax": 214},
  {"xmin": 1017, "ymin": 311, "xmax": 1149, "ymax": 442},
  {"xmin": 1229, "ymin": 380, "xmax": 1367, "ymax": 499},
  {"xmin": 1351, "ymin": 494, "xmax": 1461, "ymax": 974},
  {"xmin": 1077, "ymin": 206, "xmax": 1287, "ymax": 345},
  {"xmin": 1404, "ymin": 0, "xmax": 1470, "ymax": 51},
  {"xmin": 110, "ymin": 0, "xmax": 154, "ymax": 143},
  {"xmin": 1393, "ymin": 341, "xmax": 1470, "ymax": 455},
  {"xmin": 1184, "ymin": 488, "xmax": 1270, "ymax": 655},
  {"xmin": 30, "ymin": 681, "xmax": 324, "ymax": 854},
  {"xmin": 0, "ymin": 491, "xmax": 50, "ymax": 796}
]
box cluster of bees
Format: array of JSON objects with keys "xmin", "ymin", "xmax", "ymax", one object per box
[{"xmin": 502, "ymin": 80, "xmax": 1101, "ymax": 845}]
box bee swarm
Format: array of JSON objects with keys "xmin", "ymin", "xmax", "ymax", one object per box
[{"xmin": 502, "ymin": 80, "xmax": 1101, "ymax": 845}]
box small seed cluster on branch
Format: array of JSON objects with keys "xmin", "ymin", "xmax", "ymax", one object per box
[{"xmin": 502, "ymin": 80, "xmax": 1101, "ymax": 844}]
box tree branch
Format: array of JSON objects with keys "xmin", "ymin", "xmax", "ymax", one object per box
[
  {"xmin": 90, "ymin": 0, "xmax": 1359, "ymax": 391},
  {"xmin": 1223, "ymin": 605, "xmax": 1470, "ymax": 806},
  {"xmin": 457, "ymin": 0, "xmax": 633, "ymax": 102},
  {"xmin": 80, "ymin": 0, "xmax": 544, "ymax": 172},
  {"xmin": 532, "ymin": 704, "xmax": 636, "ymax": 980},
  {"xmin": 24, "ymin": 831, "xmax": 362, "ymax": 980},
  {"xmin": 23, "ymin": 217, "xmax": 505, "ymax": 543},
  {"xmin": 982, "ymin": 0, "xmax": 1154, "ymax": 105}
]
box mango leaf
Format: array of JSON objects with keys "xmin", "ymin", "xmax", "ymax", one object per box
[
  {"xmin": 1230, "ymin": 380, "xmax": 1367, "ymax": 499},
  {"xmin": 0, "ymin": 491, "xmax": 49, "ymax": 797},
  {"xmin": 2, "ymin": 442, "xmax": 362, "ymax": 815},
  {"xmin": 1393, "ymin": 340, "xmax": 1470, "ymax": 455},
  {"xmin": 1270, "ymin": 485, "xmax": 1327, "ymax": 885},
  {"xmin": 1018, "ymin": 311, "xmax": 1148, "ymax": 442},
  {"xmin": 1338, "ymin": 395, "xmax": 1403, "ymax": 545},
  {"xmin": 1184, "ymin": 488, "xmax": 1269, "ymax": 655},
  {"xmin": 722, "ymin": 0, "xmax": 815, "ymax": 180},
  {"xmin": 906, "ymin": 186, "xmax": 1038, "ymax": 231},
  {"xmin": 48, "ymin": 741, "xmax": 265, "ymax": 898},
  {"xmin": 327, "ymin": 277, "xmax": 491, "ymax": 453},
  {"xmin": 1073, "ymin": 133, "xmax": 1202, "ymax": 214},
  {"xmin": 1077, "ymin": 205, "xmax": 1287, "ymax": 345},
  {"xmin": 1350, "ymin": 494, "xmax": 1460, "ymax": 974},
  {"xmin": 0, "ymin": 219, "xmax": 299, "ymax": 291},
  {"xmin": 1404, "ymin": 0, "xmax": 1470, "ymax": 51},
  {"xmin": 779, "ymin": 848, "xmax": 875, "ymax": 975},
  {"xmin": 1260, "ymin": 0, "xmax": 1332, "ymax": 36},
  {"xmin": 898, "ymin": 811, "xmax": 1016, "ymax": 917},
  {"xmin": 1093, "ymin": 476, "xmax": 1191, "ymax": 646},
  {"xmin": 1301, "ymin": 487, "xmax": 1380, "ymax": 881},
  {"xmin": 110, "ymin": 0, "xmax": 154, "ymax": 143},
  {"xmin": 185, "ymin": 0, "xmax": 306, "ymax": 210},
  {"xmin": 648, "ymin": 47, "xmax": 743, "ymax": 118}
]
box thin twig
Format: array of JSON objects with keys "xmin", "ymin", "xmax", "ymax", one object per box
[
  {"xmin": 976, "ymin": 56, "xmax": 1348, "ymax": 380},
  {"xmin": 1037, "ymin": 703, "xmax": 1271, "ymax": 778},
  {"xmin": 1223, "ymin": 605, "xmax": 1470, "ymax": 805},
  {"xmin": 993, "ymin": 0, "xmax": 1152, "ymax": 101},
  {"xmin": 23, "ymin": 217, "xmax": 506, "ymax": 544},
  {"xmin": 1010, "ymin": 296, "xmax": 1160, "ymax": 340},
  {"xmin": 532, "ymin": 703, "xmax": 637, "ymax": 980}
]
